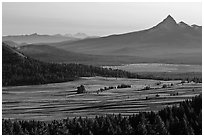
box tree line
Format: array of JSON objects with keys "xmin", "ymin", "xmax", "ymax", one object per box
[
  {"xmin": 2, "ymin": 42, "xmax": 202, "ymax": 86},
  {"xmin": 2, "ymin": 94, "xmax": 202, "ymax": 135},
  {"xmin": 2, "ymin": 42, "xmax": 138, "ymax": 86}
]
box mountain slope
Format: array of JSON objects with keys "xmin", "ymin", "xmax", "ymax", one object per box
[
  {"xmin": 2, "ymin": 42, "xmax": 77, "ymax": 86},
  {"xmin": 18, "ymin": 44, "xmax": 159, "ymax": 66},
  {"xmin": 3, "ymin": 42, "xmax": 139, "ymax": 86},
  {"xmin": 50, "ymin": 15, "xmax": 201, "ymax": 64}
]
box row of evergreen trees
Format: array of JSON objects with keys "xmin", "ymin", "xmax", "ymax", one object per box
[
  {"xmin": 136, "ymin": 72, "xmax": 202, "ymax": 83},
  {"xmin": 2, "ymin": 94, "xmax": 202, "ymax": 135}
]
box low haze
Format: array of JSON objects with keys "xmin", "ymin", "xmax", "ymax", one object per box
[{"xmin": 3, "ymin": 2, "xmax": 202, "ymax": 36}]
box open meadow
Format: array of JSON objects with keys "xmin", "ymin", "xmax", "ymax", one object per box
[
  {"xmin": 2, "ymin": 76, "xmax": 201, "ymax": 121},
  {"xmin": 103, "ymin": 63, "xmax": 202, "ymax": 73}
]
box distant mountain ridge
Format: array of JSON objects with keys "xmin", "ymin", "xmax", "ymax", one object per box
[
  {"xmin": 10, "ymin": 15, "xmax": 202, "ymax": 65},
  {"xmin": 2, "ymin": 33, "xmax": 98, "ymax": 46},
  {"xmin": 64, "ymin": 33, "xmax": 98, "ymax": 39},
  {"xmin": 47, "ymin": 15, "xmax": 201, "ymax": 65},
  {"xmin": 154, "ymin": 15, "xmax": 178, "ymax": 31},
  {"xmin": 18, "ymin": 44, "xmax": 162, "ymax": 66}
]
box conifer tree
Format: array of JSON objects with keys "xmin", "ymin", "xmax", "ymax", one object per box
[{"xmin": 154, "ymin": 115, "xmax": 169, "ymax": 134}]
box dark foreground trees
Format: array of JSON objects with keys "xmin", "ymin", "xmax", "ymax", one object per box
[{"xmin": 2, "ymin": 94, "xmax": 202, "ymax": 135}]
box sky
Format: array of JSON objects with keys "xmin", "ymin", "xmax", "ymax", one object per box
[{"xmin": 2, "ymin": 2, "xmax": 202, "ymax": 36}]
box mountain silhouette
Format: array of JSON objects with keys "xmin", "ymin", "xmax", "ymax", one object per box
[
  {"xmin": 153, "ymin": 15, "xmax": 178, "ymax": 31},
  {"xmin": 14, "ymin": 15, "xmax": 201, "ymax": 65},
  {"xmin": 2, "ymin": 33, "xmax": 81, "ymax": 45},
  {"xmin": 47, "ymin": 15, "xmax": 201, "ymax": 64}
]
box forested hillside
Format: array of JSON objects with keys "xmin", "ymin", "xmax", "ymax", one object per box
[
  {"xmin": 2, "ymin": 42, "xmax": 201, "ymax": 86},
  {"xmin": 2, "ymin": 42, "xmax": 138, "ymax": 86},
  {"xmin": 2, "ymin": 94, "xmax": 202, "ymax": 135}
]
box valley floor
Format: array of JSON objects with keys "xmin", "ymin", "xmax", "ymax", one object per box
[
  {"xmin": 103, "ymin": 63, "xmax": 202, "ymax": 73},
  {"xmin": 2, "ymin": 76, "xmax": 201, "ymax": 121}
]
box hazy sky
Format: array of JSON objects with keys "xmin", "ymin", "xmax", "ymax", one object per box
[{"xmin": 2, "ymin": 2, "xmax": 202, "ymax": 36}]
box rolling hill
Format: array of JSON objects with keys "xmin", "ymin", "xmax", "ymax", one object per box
[
  {"xmin": 49, "ymin": 15, "xmax": 201, "ymax": 65},
  {"xmin": 2, "ymin": 42, "xmax": 139, "ymax": 86},
  {"xmin": 18, "ymin": 44, "xmax": 161, "ymax": 66}
]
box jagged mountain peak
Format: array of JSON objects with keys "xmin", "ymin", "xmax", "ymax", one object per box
[
  {"xmin": 161, "ymin": 15, "xmax": 177, "ymax": 24},
  {"xmin": 165, "ymin": 15, "xmax": 176, "ymax": 22},
  {"xmin": 153, "ymin": 15, "xmax": 178, "ymax": 31}
]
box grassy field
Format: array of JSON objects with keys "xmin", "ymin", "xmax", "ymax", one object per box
[
  {"xmin": 103, "ymin": 63, "xmax": 202, "ymax": 73},
  {"xmin": 2, "ymin": 76, "xmax": 201, "ymax": 121}
]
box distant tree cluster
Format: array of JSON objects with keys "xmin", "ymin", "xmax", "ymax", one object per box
[
  {"xmin": 95, "ymin": 84, "xmax": 131, "ymax": 94},
  {"xmin": 162, "ymin": 84, "xmax": 168, "ymax": 88},
  {"xmin": 136, "ymin": 72, "xmax": 202, "ymax": 83},
  {"xmin": 142, "ymin": 85, "xmax": 151, "ymax": 90},
  {"xmin": 117, "ymin": 84, "xmax": 131, "ymax": 89},
  {"xmin": 97, "ymin": 86, "xmax": 116, "ymax": 93},
  {"xmin": 2, "ymin": 94, "xmax": 202, "ymax": 135},
  {"xmin": 77, "ymin": 85, "xmax": 86, "ymax": 94}
]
